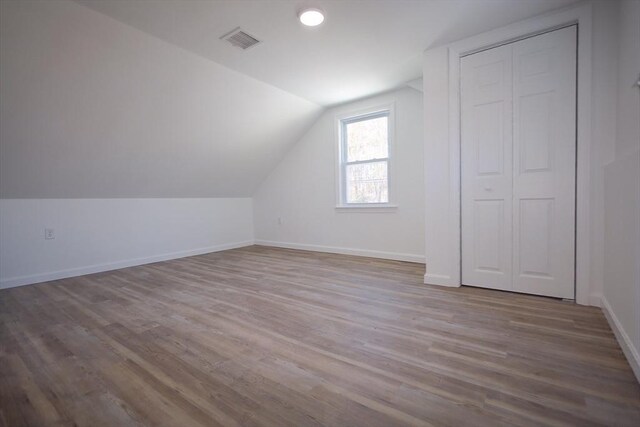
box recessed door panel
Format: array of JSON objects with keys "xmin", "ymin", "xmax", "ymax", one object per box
[
  {"xmin": 475, "ymin": 101, "xmax": 505, "ymax": 176},
  {"xmin": 518, "ymin": 198, "xmax": 554, "ymax": 278},
  {"xmin": 519, "ymin": 91, "xmax": 554, "ymax": 173},
  {"xmin": 473, "ymin": 200, "xmax": 505, "ymax": 273},
  {"xmin": 518, "ymin": 49, "xmax": 552, "ymax": 80}
]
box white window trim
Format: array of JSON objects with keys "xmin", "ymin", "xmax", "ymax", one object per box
[{"xmin": 335, "ymin": 102, "xmax": 396, "ymax": 210}]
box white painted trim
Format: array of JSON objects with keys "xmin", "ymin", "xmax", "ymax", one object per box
[
  {"xmin": 0, "ymin": 240, "xmax": 254, "ymax": 290},
  {"xmin": 254, "ymin": 240, "xmax": 424, "ymax": 263},
  {"xmin": 601, "ymin": 297, "xmax": 640, "ymax": 383},
  {"xmin": 335, "ymin": 204, "xmax": 398, "ymax": 212},
  {"xmin": 424, "ymin": 273, "xmax": 459, "ymax": 287},
  {"xmin": 431, "ymin": 2, "xmax": 593, "ymax": 305}
]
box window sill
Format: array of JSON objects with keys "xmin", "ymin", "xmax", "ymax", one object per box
[{"xmin": 335, "ymin": 204, "xmax": 398, "ymax": 213}]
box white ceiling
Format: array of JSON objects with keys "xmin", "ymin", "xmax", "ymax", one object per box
[{"xmin": 75, "ymin": 0, "xmax": 579, "ymax": 106}]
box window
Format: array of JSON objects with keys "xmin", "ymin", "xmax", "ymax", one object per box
[{"xmin": 337, "ymin": 106, "xmax": 394, "ymax": 207}]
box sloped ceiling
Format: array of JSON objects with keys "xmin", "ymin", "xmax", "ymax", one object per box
[
  {"xmin": 1, "ymin": 0, "xmax": 579, "ymax": 198},
  {"xmin": 74, "ymin": 0, "xmax": 579, "ymax": 106},
  {"xmin": 0, "ymin": 0, "xmax": 322, "ymax": 198}
]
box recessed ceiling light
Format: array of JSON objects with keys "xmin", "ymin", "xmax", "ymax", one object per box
[{"xmin": 299, "ymin": 8, "xmax": 324, "ymax": 27}]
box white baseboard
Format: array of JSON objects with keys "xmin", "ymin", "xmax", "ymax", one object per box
[
  {"xmin": 254, "ymin": 240, "xmax": 425, "ymax": 264},
  {"xmin": 423, "ymin": 273, "xmax": 460, "ymax": 287},
  {"xmin": 601, "ymin": 297, "xmax": 640, "ymax": 383},
  {"xmin": 0, "ymin": 240, "xmax": 254, "ymax": 290}
]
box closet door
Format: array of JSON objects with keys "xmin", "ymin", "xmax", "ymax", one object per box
[
  {"xmin": 461, "ymin": 26, "xmax": 576, "ymax": 298},
  {"xmin": 461, "ymin": 44, "xmax": 513, "ymax": 291},
  {"xmin": 512, "ymin": 26, "xmax": 576, "ymax": 299}
]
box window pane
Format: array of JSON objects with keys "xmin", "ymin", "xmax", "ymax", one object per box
[
  {"xmin": 346, "ymin": 115, "xmax": 388, "ymax": 162},
  {"xmin": 346, "ymin": 161, "xmax": 388, "ymax": 203}
]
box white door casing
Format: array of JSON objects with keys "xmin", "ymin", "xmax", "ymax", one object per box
[{"xmin": 460, "ymin": 26, "xmax": 577, "ymax": 299}]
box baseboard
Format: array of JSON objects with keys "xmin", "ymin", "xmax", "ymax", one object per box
[
  {"xmin": 254, "ymin": 240, "xmax": 425, "ymax": 264},
  {"xmin": 423, "ymin": 273, "xmax": 460, "ymax": 287},
  {"xmin": 0, "ymin": 240, "xmax": 254, "ymax": 290},
  {"xmin": 601, "ymin": 297, "xmax": 640, "ymax": 383}
]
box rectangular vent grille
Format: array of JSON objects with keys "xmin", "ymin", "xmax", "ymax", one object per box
[{"xmin": 221, "ymin": 27, "xmax": 261, "ymax": 50}]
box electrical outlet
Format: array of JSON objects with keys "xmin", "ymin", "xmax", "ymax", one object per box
[{"xmin": 44, "ymin": 228, "xmax": 55, "ymax": 240}]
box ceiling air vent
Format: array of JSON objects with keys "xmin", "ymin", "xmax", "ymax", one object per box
[{"xmin": 220, "ymin": 27, "xmax": 261, "ymax": 50}]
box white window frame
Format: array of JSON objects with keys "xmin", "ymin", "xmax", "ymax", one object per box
[{"xmin": 335, "ymin": 103, "xmax": 397, "ymax": 211}]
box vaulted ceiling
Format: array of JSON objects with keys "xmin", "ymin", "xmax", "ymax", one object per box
[
  {"xmin": 0, "ymin": 0, "xmax": 321, "ymax": 198},
  {"xmin": 1, "ymin": 0, "xmax": 579, "ymax": 198},
  {"xmin": 75, "ymin": 0, "xmax": 579, "ymax": 106}
]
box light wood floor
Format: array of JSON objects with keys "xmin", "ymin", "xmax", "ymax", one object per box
[{"xmin": 1, "ymin": 246, "xmax": 639, "ymax": 426}]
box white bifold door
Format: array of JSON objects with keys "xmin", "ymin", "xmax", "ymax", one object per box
[{"xmin": 461, "ymin": 26, "xmax": 577, "ymax": 299}]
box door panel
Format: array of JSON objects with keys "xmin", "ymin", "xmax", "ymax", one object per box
[
  {"xmin": 512, "ymin": 26, "xmax": 576, "ymax": 298},
  {"xmin": 519, "ymin": 91, "xmax": 553, "ymax": 173},
  {"xmin": 473, "ymin": 200, "xmax": 506, "ymax": 273},
  {"xmin": 461, "ymin": 44, "xmax": 513, "ymax": 291},
  {"xmin": 461, "ymin": 26, "xmax": 576, "ymax": 298},
  {"xmin": 518, "ymin": 198, "xmax": 554, "ymax": 278},
  {"xmin": 476, "ymin": 101, "xmax": 506, "ymax": 176}
]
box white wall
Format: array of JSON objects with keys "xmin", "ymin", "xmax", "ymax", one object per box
[
  {"xmin": 588, "ymin": 0, "xmax": 622, "ymax": 306},
  {"xmin": 0, "ymin": 198, "xmax": 254, "ymax": 288},
  {"xmin": 0, "ymin": 0, "xmax": 314, "ymax": 289},
  {"xmin": 0, "ymin": 0, "xmax": 321, "ymax": 198},
  {"xmin": 601, "ymin": 0, "xmax": 640, "ymax": 381},
  {"xmin": 422, "ymin": 45, "xmax": 454, "ymax": 283},
  {"xmin": 422, "ymin": 1, "xmax": 618, "ymax": 305},
  {"xmin": 253, "ymin": 88, "xmax": 425, "ymax": 262}
]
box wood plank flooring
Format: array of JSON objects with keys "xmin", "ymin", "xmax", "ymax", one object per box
[{"xmin": 1, "ymin": 245, "xmax": 639, "ymax": 426}]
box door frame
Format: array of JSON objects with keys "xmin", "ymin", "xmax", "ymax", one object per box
[{"xmin": 444, "ymin": 3, "xmax": 592, "ymax": 304}]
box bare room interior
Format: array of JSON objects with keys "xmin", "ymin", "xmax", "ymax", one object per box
[{"xmin": 0, "ymin": 0, "xmax": 639, "ymax": 425}]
